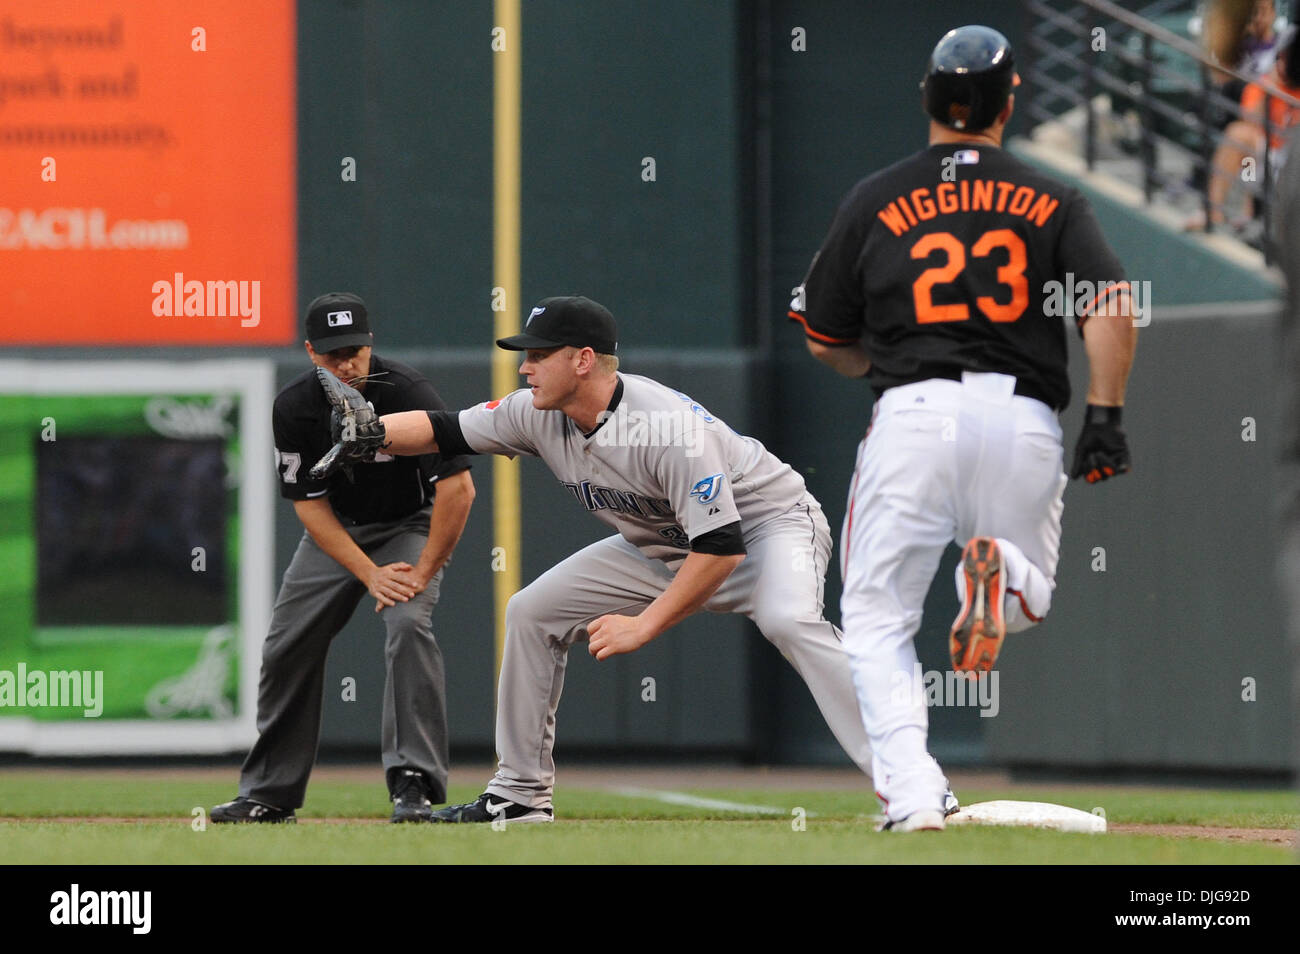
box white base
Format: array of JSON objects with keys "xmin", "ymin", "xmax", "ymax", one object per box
[{"xmin": 945, "ymin": 800, "xmax": 1107, "ymax": 834}]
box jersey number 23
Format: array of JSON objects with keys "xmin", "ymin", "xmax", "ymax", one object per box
[{"xmin": 910, "ymin": 228, "xmax": 1028, "ymax": 324}]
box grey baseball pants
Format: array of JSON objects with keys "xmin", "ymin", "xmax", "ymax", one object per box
[
  {"xmin": 485, "ymin": 498, "xmax": 874, "ymax": 808},
  {"xmin": 239, "ymin": 505, "xmax": 450, "ymax": 808}
]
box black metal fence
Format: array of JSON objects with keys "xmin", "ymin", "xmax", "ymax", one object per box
[{"xmin": 1022, "ymin": 0, "xmax": 1300, "ymax": 261}]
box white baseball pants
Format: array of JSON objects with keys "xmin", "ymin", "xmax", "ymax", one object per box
[{"xmin": 839, "ymin": 372, "xmax": 1067, "ymax": 822}]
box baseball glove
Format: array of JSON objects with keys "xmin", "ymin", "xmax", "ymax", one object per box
[
  {"xmin": 308, "ymin": 368, "xmax": 387, "ymax": 480},
  {"xmin": 1070, "ymin": 404, "xmax": 1130, "ymax": 483}
]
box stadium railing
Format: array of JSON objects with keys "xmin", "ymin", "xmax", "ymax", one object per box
[{"xmin": 1022, "ymin": 0, "xmax": 1300, "ymax": 262}]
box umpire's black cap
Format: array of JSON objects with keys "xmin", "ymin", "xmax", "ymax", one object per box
[
  {"xmin": 496, "ymin": 296, "xmax": 618, "ymax": 354},
  {"xmin": 305, "ymin": 292, "xmax": 374, "ymax": 351}
]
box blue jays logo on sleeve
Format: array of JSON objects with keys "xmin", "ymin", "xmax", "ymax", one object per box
[{"xmin": 689, "ymin": 473, "xmax": 725, "ymax": 504}]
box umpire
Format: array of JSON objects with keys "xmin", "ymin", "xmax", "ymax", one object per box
[{"xmin": 212, "ymin": 292, "xmax": 474, "ymax": 823}]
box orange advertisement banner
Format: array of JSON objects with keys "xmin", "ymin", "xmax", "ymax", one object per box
[{"xmin": 0, "ymin": 1, "xmax": 295, "ymax": 344}]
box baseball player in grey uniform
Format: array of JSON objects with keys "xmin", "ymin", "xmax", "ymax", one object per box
[{"xmin": 310, "ymin": 295, "xmax": 925, "ymax": 823}]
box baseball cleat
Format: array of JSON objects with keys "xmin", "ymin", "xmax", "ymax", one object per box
[
  {"xmin": 210, "ymin": 796, "xmax": 296, "ymax": 824},
  {"xmin": 881, "ymin": 809, "xmax": 946, "ymax": 832},
  {"xmin": 430, "ymin": 792, "xmax": 553, "ymax": 824},
  {"xmin": 390, "ymin": 769, "xmax": 436, "ymax": 823},
  {"xmin": 943, "ymin": 789, "xmax": 960, "ymax": 817},
  {"xmin": 950, "ymin": 536, "xmax": 1006, "ymax": 673}
]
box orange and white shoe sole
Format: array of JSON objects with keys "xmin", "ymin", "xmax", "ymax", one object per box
[{"xmin": 950, "ymin": 537, "xmax": 1006, "ymax": 673}]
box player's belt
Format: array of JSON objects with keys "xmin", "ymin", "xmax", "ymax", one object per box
[{"xmin": 895, "ymin": 370, "xmax": 1061, "ymax": 412}]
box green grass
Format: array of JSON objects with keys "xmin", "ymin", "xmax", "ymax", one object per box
[
  {"xmin": 3, "ymin": 819, "xmax": 1291, "ymax": 865},
  {"xmin": 0, "ymin": 773, "xmax": 1294, "ymax": 864}
]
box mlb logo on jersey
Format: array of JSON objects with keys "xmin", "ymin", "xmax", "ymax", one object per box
[
  {"xmin": 953, "ymin": 149, "xmax": 980, "ymax": 165},
  {"xmin": 689, "ymin": 473, "xmax": 725, "ymax": 504},
  {"xmin": 327, "ymin": 310, "xmax": 353, "ymax": 327}
]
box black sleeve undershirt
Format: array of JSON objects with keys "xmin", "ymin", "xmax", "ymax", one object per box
[
  {"xmin": 427, "ymin": 410, "xmax": 475, "ymax": 457},
  {"xmin": 690, "ymin": 520, "xmax": 746, "ymax": 556}
]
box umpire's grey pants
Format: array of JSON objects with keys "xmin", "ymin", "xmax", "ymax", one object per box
[
  {"xmin": 239, "ymin": 506, "xmax": 449, "ymax": 808},
  {"xmin": 486, "ymin": 499, "xmax": 874, "ymax": 809}
]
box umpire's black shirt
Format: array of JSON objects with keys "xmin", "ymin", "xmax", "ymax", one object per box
[{"xmin": 272, "ymin": 354, "xmax": 471, "ymax": 525}]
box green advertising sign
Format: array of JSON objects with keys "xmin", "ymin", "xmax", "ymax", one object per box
[{"xmin": 0, "ymin": 361, "xmax": 274, "ymax": 753}]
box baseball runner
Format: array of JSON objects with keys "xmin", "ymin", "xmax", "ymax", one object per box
[
  {"xmin": 792, "ymin": 26, "xmax": 1138, "ymax": 831},
  {"xmin": 212, "ymin": 292, "xmax": 474, "ymax": 824},
  {"xmin": 310, "ymin": 295, "xmax": 941, "ymax": 823}
]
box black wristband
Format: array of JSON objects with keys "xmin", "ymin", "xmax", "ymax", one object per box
[
  {"xmin": 427, "ymin": 409, "xmax": 475, "ymax": 457},
  {"xmin": 1083, "ymin": 404, "xmax": 1122, "ymax": 426}
]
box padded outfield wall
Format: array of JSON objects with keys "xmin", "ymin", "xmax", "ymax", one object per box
[{"xmin": 294, "ymin": 1, "xmax": 1291, "ymax": 771}]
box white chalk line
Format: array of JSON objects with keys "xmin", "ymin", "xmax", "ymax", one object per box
[{"xmin": 609, "ymin": 786, "xmax": 821, "ymax": 818}]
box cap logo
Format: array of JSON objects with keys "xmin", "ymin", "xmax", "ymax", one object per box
[
  {"xmin": 327, "ymin": 310, "xmax": 353, "ymax": 327},
  {"xmin": 527, "ymin": 306, "xmax": 545, "ymax": 326}
]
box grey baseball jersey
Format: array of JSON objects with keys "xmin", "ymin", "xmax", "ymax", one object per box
[
  {"xmin": 426, "ymin": 371, "xmax": 878, "ymax": 806},
  {"xmin": 456, "ymin": 373, "xmax": 808, "ymax": 564}
]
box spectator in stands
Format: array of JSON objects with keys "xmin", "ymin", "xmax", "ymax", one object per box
[
  {"xmin": 1206, "ymin": 0, "xmax": 1280, "ymax": 93},
  {"xmin": 1189, "ymin": 26, "xmax": 1300, "ymax": 230},
  {"xmin": 1204, "ymin": 0, "xmax": 1280, "ymax": 134}
]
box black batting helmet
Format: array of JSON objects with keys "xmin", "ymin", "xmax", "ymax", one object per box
[{"xmin": 921, "ymin": 25, "xmax": 1017, "ymax": 132}]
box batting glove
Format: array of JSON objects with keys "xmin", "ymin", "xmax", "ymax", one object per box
[{"xmin": 1070, "ymin": 404, "xmax": 1130, "ymax": 484}]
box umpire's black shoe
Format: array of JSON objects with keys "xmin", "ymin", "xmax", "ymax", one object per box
[
  {"xmin": 211, "ymin": 796, "xmax": 296, "ymax": 824},
  {"xmin": 431, "ymin": 792, "xmax": 553, "ymax": 824},
  {"xmin": 390, "ymin": 769, "xmax": 436, "ymax": 823}
]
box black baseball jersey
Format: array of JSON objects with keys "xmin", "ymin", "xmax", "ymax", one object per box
[
  {"xmin": 272, "ymin": 354, "xmax": 471, "ymax": 525},
  {"xmin": 791, "ymin": 143, "xmax": 1128, "ymax": 411}
]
